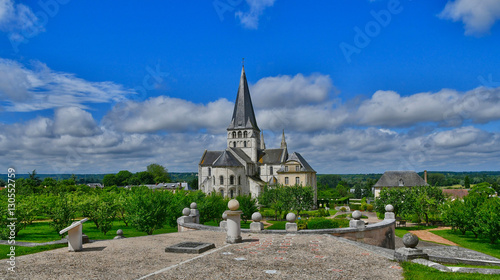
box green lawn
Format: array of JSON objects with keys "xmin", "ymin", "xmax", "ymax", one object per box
[
  {"xmin": 266, "ymin": 220, "xmax": 287, "ymax": 230},
  {"xmin": 203, "ymin": 220, "xmax": 251, "ymax": 229},
  {"xmin": 14, "ymin": 220, "xmax": 178, "ymax": 243},
  {"xmin": 335, "ymin": 213, "xmax": 368, "ymax": 219},
  {"xmin": 431, "ymin": 229, "xmax": 500, "ymax": 259},
  {"xmin": 402, "ymin": 262, "xmax": 500, "ymax": 279},
  {"xmin": 443, "ymin": 264, "xmax": 500, "ymax": 269},
  {"xmin": 394, "ymin": 225, "xmax": 438, "ymax": 239},
  {"xmin": 0, "ymin": 243, "xmax": 67, "ymax": 260}
]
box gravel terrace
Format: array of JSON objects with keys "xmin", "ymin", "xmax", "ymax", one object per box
[{"xmin": 1, "ymin": 231, "xmax": 402, "ymax": 280}]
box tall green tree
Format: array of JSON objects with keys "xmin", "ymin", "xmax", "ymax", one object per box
[
  {"xmin": 147, "ymin": 163, "xmax": 171, "ymax": 183},
  {"xmin": 464, "ymin": 176, "xmax": 471, "ymax": 188},
  {"xmin": 236, "ymin": 195, "xmax": 258, "ymax": 222},
  {"xmin": 126, "ymin": 188, "xmax": 169, "ymax": 235}
]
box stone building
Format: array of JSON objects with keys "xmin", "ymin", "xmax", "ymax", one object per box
[
  {"xmin": 198, "ymin": 65, "xmax": 317, "ymax": 203},
  {"xmin": 373, "ymin": 171, "xmax": 428, "ymax": 198}
]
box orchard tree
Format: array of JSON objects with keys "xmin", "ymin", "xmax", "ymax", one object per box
[
  {"xmin": 147, "ymin": 163, "xmax": 171, "ymax": 183},
  {"xmin": 477, "ymin": 198, "xmax": 500, "ymax": 244},
  {"xmin": 126, "ymin": 187, "xmax": 169, "ymax": 235},
  {"xmin": 236, "ymin": 195, "xmax": 258, "ymax": 223}
]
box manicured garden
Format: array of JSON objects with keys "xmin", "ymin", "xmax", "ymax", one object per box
[{"xmin": 401, "ymin": 262, "xmax": 500, "ymax": 280}]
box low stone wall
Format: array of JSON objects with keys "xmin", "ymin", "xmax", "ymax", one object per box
[{"xmin": 177, "ymin": 218, "xmax": 396, "ymax": 249}]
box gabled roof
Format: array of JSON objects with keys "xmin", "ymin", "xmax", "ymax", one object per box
[
  {"xmin": 258, "ymin": 148, "xmax": 287, "ymax": 165},
  {"xmin": 199, "ymin": 150, "xmax": 223, "ymax": 166},
  {"xmin": 227, "ymin": 66, "xmax": 259, "ymax": 131},
  {"xmin": 285, "ymin": 152, "xmax": 316, "ymax": 172},
  {"xmin": 229, "ymin": 147, "xmax": 253, "ymax": 164},
  {"xmin": 213, "ymin": 150, "xmax": 244, "ymax": 167},
  {"xmin": 373, "ymin": 171, "xmax": 428, "ymax": 187}
]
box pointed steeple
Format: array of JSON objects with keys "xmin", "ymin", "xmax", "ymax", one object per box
[
  {"xmin": 227, "ymin": 65, "xmax": 260, "ymax": 131},
  {"xmin": 280, "ymin": 129, "xmax": 287, "ymax": 149},
  {"xmin": 260, "ymin": 131, "xmax": 266, "ymax": 149}
]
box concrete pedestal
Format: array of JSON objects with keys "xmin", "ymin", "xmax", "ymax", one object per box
[
  {"xmin": 285, "ymin": 223, "xmax": 298, "ymax": 232},
  {"xmin": 59, "ymin": 218, "xmax": 88, "ymax": 252},
  {"xmin": 225, "ymin": 210, "xmax": 242, "ymax": 244},
  {"xmin": 177, "ymin": 216, "xmax": 193, "ymax": 232},
  {"xmin": 219, "ymin": 220, "xmax": 227, "ymax": 230},
  {"xmin": 190, "ymin": 209, "xmax": 200, "ymax": 224},
  {"xmin": 250, "ymin": 222, "xmax": 264, "ymax": 232},
  {"xmin": 349, "ymin": 219, "xmax": 365, "ymax": 229},
  {"xmin": 384, "ymin": 212, "xmax": 395, "ymax": 220},
  {"xmin": 394, "ymin": 247, "xmax": 429, "ymax": 261}
]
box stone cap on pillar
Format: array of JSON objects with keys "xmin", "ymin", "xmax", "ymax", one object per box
[
  {"xmin": 224, "ymin": 210, "xmax": 242, "ymax": 216},
  {"xmin": 59, "ymin": 218, "xmax": 88, "ymax": 235}
]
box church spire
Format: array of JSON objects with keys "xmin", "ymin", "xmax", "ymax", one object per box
[
  {"xmin": 260, "ymin": 131, "xmax": 266, "ymax": 149},
  {"xmin": 227, "ymin": 64, "xmax": 259, "ymax": 131},
  {"xmin": 280, "ymin": 129, "xmax": 287, "ymax": 149}
]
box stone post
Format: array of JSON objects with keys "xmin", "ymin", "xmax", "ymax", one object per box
[
  {"xmin": 394, "ymin": 233, "xmax": 429, "ymax": 261},
  {"xmin": 349, "ymin": 210, "xmax": 365, "ymax": 229},
  {"xmin": 384, "ymin": 204, "xmax": 395, "ymax": 220},
  {"xmin": 225, "ymin": 199, "xmax": 242, "ymax": 243},
  {"xmin": 189, "ymin": 202, "xmax": 200, "ymax": 224},
  {"xmin": 59, "ymin": 218, "xmax": 88, "ymax": 252},
  {"xmin": 250, "ymin": 212, "xmax": 264, "ymax": 232},
  {"xmin": 285, "ymin": 213, "xmax": 298, "ymax": 232},
  {"xmin": 177, "ymin": 208, "xmax": 193, "ymax": 232},
  {"xmin": 220, "ymin": 212, "xmax": 227, "ymax": 230}
]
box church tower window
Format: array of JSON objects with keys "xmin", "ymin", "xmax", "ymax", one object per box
[
  {"xmin": 230, "ymin": 175, "xmax": 235, "ymax": 185},
  {"xmin": 244, "ymin": 141, "xmax": 247, "ymax": 147},
  {"xmin": 232, "ymin": 131, "xmax": 236, "ymax": 138},
  {"xmin": 208, "ymin": 168, "xmax": 211, "ymax": 176},
  {"xmin": 244, "ymin": 131, "xmax": 248, "ymax": 138},
  {"xmin": 238, "ymin": 176, "xmax": 241, "ymax": 185},
  {"xmin": 238, "ymin": 131, "xmax": 242, "ymax": 138},
  {"xmin": 220, "ymin": 175, "xmax": 224, "ymax": 185},
  {"xmin": 233, "ymin": 142, "xmax": 236, "ymax": 148},
  {"xmin": 270, "ymin": 166, "xmax": 273, "ymax": 174},
  {"xmin": 230, "ymin": 189, "xmax": 234, "ymax": 198}
]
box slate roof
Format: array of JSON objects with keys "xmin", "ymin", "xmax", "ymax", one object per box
[
  {"xmin": 229, "ymin": 147, "xmax": 253, "ymax": 163},
  {"xmin": 199, "ymin": 150, "xmax": 223, "ymax": 166},
  {"xmin": 258, "ymin": 148, "xmax": 287, "ymax": 165},
  {"xmin": 287, "ymin": 152, "xmax": 316, "ymax": 172},
  {"xmin": 212, "ymin": 150, "xmax": 243, "ymax": 167},
  {"xmin": 373, "ymin": 171, "xmax": 428, "ymax": 187},
  {"xmin": 227, "ymin": 66, "xmax": 259, "ymax": 131}
]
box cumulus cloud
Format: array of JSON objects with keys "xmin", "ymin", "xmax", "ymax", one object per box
[
  {"xmin": 354, "ymin": 87, "xmax": 500, "ymax": 127},
  {"xmin": 235, "ymin": 0, "xmax": 275, "ymax": 29},
  {"xmin": 102, "ymin": 96, "xmax": 234, "ymax": 134},
  {"xmin": 54, "ymin": 107, "xmax": 102, "ymax": 137},
  {"xmin": 251, "ymin": 73, "xmax": 333, "ymax": 108},
  {"xmin": 0, "ymin": 0, "xmax": 43, "ymax": 42},
  {"xmin": 0, "ymin": 58, "xmax": 135, "ymax": 111},
  {"xmin": 439, "ymin": 0, "xmax": 500, "ymax": 35}
]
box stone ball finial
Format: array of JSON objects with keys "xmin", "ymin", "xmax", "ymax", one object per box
[
  {"xmin": 286, "ymin": 212, "xmax": 296, "ymax": 223},
  {"xmin": 182, "ymin": 207, "xmax": 191, "ymax": 216},
  {"xmin": 116, "ymin": 229, "xmax": 123, "ymax": 236},
  {"xmin": 385, "ymin": 204, "xmax": 394, "ymax": 212},
  {"xmin": 352, "ymin": 210, "xmax": 362, "ymax": 220},
  {"xmin": 251, "ymin": 212, "xmax": 262, "ymax": 222},
  {"xmin": 222, "ymin": 212, "xmax": 228, "ymax": 220},
  {"xmin": 190, "ymin": 202, "xmax": 197, "ymax": 209},
  {"xmin": 402, "ymin": 233, "xmax": 419, "ymax": 248},
  {"xmin": 228, "ymin": 199, "xmax": 240, "ymax": 211}
]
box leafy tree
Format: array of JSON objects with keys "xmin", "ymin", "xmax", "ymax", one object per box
[
  {"xmin": 492, "ymin": 182, "xmax": 499, "ymax": 195},
  {"xmin": 317, "ymin": 174, "xmax": 342, "ymax": 189},
  {"xmin": 147, "ymin": 163, "xmax": 171, "ymax": 183},
  {"xmin": 102, "ymin": 174, "xmax": 117, "ymax": 187},
  {"xmin": 189, "ymin": 177, "xmax": 199, "ymax": 190},
  {"xmin": 42, "ymin": 177, "xmax": 57, "ymax": 188},
  {"xmin": 259, "ymin": 185, "xmax": 293, "ymax": 220},
  {"xmin": 363, "ymin": 179, "xmax": 374, "ymax": 198},
  {"xmin": 126, "ymin": 188, "xmax": 169, "ymax": 235},
  {"xmin": 427, "ymin": 173, "xmax": 446, "ymax": 186},
  {"xmin": 236, "ymin": 195, "xmax": 258, "ymax": 222},
  {"xmin": 94, "ymin": 193, "xmax": 117, "ymax": 235},
  {"xmin": 336, "ymin": 181, "xmax": 350, "ymax": 197},
  {"xmin": 115, "ymin": 170, "xmax": 133, "ymax": 186},
  {"xmin": 49, "ymin": 194, "xmax": 77, "ymax": 236},
  {"xmin": 375, "ymin": 187, "xmax": 412, "ymax": 219},
  {"xmin": 464, "ymin": 176, "xmax": 471, "ymax": 188},
  {"xmin": 0, "ymin": 179, "xmax": 5, "ymax": 188},
  {"xmin": 477, "ymin": 198, "xmax": 500, "ymax": 244},
  {"xmin": 198, "ymin": 192, "xmax": 228, "ymax": 224},
  {"xmin": 136, "ymin": 171, "xmax": 155, "ymax": 184},
  {"xmin": 0, "ymin": 195, "xmax": 39, "ymax": 238},
  {"xmin": 354, "ymin": 184, "xmax": 362, "ymax": 199},
  {"xmin": 127, "ymin": 176, "xmax": 141, "ymax": 186},
  {"xmin": 411, "ymin": 185, "xmax": 444, "ymax": 225},
  {"xmin": 441, "ymin": 198, "xmax": 468, "ymax": 234},
  {"xmin": 289, "ymin": 185, "xmax": 314, "ymax": 216}
]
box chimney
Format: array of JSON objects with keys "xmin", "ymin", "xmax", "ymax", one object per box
[{"xmin": 424, "ymin": 170, "xmax": 428, "ymax": 184}]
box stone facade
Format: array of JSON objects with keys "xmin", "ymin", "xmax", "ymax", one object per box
[{"xmin": 198, "ymin": 66, "xmax": 317, "ymax": 203}]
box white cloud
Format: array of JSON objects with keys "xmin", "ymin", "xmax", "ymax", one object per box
[
  {"xmin": 235, "ymin": 0, "xmax": 275, "ymax": 29},
  {"xmin": 439, "ymin": 0, "xmax": 500, "ymax": 35},
  {"xmin": 0, "ymin": 0, "xmax": 43, "ymax": 41},
  {"xmin": 251, "ymin": 73, "xmax": 333, "ymax": 108},
  {"xmin": 54, "ymin": 107, "xmax": 102, "ymax": 137},
  {"xmin": 103, "ymin": 96, "xmax": 234, "ymax": 134},
  {"xmin": 0, "ymin": 58, "xmax": 135, "ymax": 112}
]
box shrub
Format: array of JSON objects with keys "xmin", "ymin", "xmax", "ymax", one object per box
[
  {"xmin": 360, "ymin": 202, "xmax": 367, "ymax": 211},
  {"xmin": 307, "ymin": 218, "xmax": 337, "ymax": 229},
  {"xmin": 260, "ymin": 209, "xmax": 275, "ymax": 219},
  {"xmin": 297, "ymin": 219, "xmax": 307, "ymax": 230},
  {"xmin": 366, "ymin": 204, "xmax": 374, "ymax": 212},
  {"xmin": 349, "ymin": 204, "xmax": 360, "ymax": 210},
  {"xmin": 340, "ymin": 207, "xmax": 347, "ymax": 212},
  {"xmin": 316, "ymin": 208, "xmax": 330, "ymax": 217}
]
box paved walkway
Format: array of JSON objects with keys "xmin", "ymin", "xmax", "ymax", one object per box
[
  {"xmin": 409, "ymin": 227, "xmax": 458, "ymax": 246},
  {"xmin": 1, "ymin": 231, "xmax": 403, "ymax": 280}
]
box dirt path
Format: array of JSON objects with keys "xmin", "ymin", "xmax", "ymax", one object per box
[{"xmin": 409, "ymin": 227, "xmax": 458, "ymax": 246}]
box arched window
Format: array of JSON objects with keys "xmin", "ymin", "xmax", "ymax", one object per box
[
  {"xmin": 220, "ymin": 175, "xmax": 224, "ymax": 185},
  {"xmin": 230, "ymin": 175, "xmax": 235, "ymax": 185},
  {"xmin": 244, "ymin": 141, "xmax": 247, "ymax": 147},
  {"xmin": 208, "ymin": 167, "xmax": 211, "ymax": 176},
  {"xmin": 213, "ymin": 177, "xmax": 215, "ymax": 184},
  {"xmin": 238, "ymin": 176, "xmax": 241, "ymax": 185},
  {"xmin": 238, "ymin": 131, "xmax": 242, "ymax": 138},
  {"xmin": 233, "ymin": 142, "xmax": 236, "ymax": 148},
  {"xmin": 220, "ymin": 189, "xmax": 224, "ymax": 196},
  {"xmin": 230, "ymin": 189, "xmax": 234, "ymax": 198},
  {"xmin": 244, "ymin": 131, "xmax": 248, "ymax": 138},
  {"xmin": 270, "ymin": 166, "xmax": 273, "ymax": 174},
  {"xmin": 232, "ymin": 131, "xmax": 236, "ymax": 138}
]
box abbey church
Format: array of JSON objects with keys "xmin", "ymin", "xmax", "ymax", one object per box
[{"xmin": 198, "ymin": 65, "xmax": 317, "ymax": 204}]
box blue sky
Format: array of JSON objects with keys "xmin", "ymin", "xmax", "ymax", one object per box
[{"xmin": 0, "ymin": 0, "xmax": 500, "ymax": 174}]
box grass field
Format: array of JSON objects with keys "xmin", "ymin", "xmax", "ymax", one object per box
[
  {"xmin": 0, "ymin": 243, "xmax": 68, "ymax": 260},
  {"xmin": 431, "ymin": 229, "xmax": 500, "ymax": 259},
  {"xmin": 401, "ymin": 262, "xmax": 500, "ymax": 279},
  {"xmin": 266, "ymin": 220, "xmax": 287, "ymax": 230}
]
